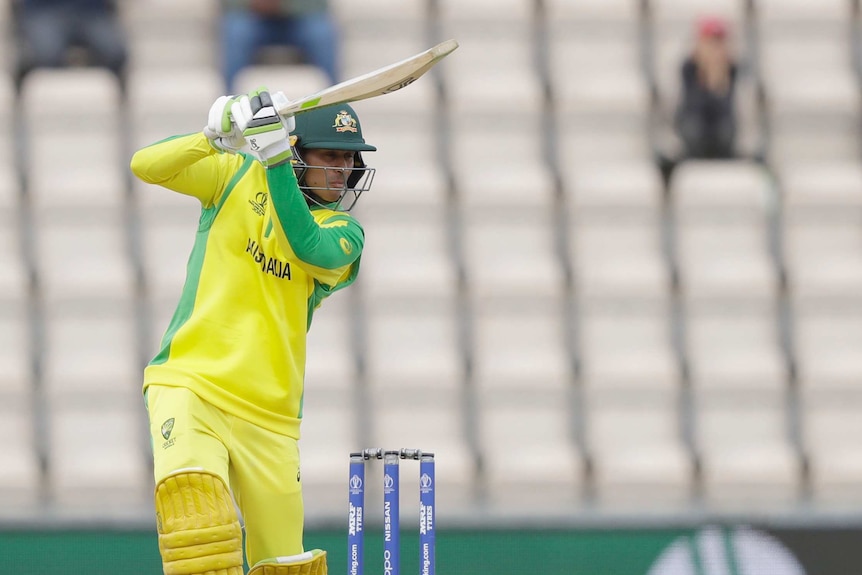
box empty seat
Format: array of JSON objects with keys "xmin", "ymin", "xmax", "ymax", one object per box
[
  {"xmin": 305, "ymin": 290, "xmax": 357, "ymax": 394},
  {"xmin": 443, "ymin": 35, "xmax": 544, "ymax": 117},
  {"xmin": 35, "ymin": 214, "xmax": 132, "ymax": 295},
  {"xmin": 20, "ymin": 68, "xmax": 125, "ymax": 210},
  {"xmin": 450, "ymin": 124, "xmax": 555, "ymax": 210},
  {"xmin": 0, "ymin": 210, "xmax": 27, "ymax": 304},
  {"xmin": 127, "ymin": 67, "xmax": 223, "ymax": 150},
  {"xmin": 544, "ymin": 0, "xmax": 639, "ymax": 27},
  {"xmin": 648, "ymin": 0, "xmax": 745, "ymax": 25},
  {"xmin": 780, "ymin": 161, "xmax": 862, "ymax": 213},
  {"xmin": 120, "ymin": 0, "xmax": 217, "ymax": 28},
  {"xmin": 0, "ymin": 158, "xmax": 18, "ymax": 215},
  {"xmin": 779, "ymin": 161, "xmax": 862, "ymax": 302},
  {"xmin": 671, "ymin": 160, "xmax": 778, "ymax": 302},
  {"xmin": 676, "ymin": 221, "xmax": 778, "ymax": 301},
  {"xmin": 471, "ymin": 300, "xmax": 571, "ymax": 393},
  {"xmin": 578, "ymin": 301, "xmax": 680, "ymax": 391},
  {"xmin": 331, "ymin": 0, "xmax": 428, "ymax": 37},
  {"xmin": 47, "ymin": 399, "xmax": 149, "ymax": 505},
  {"xmin": 564, "ymin": 160, "xmax": 664, "ymax": 213},
  {"xmin": 32, "ymin": 209, "xmax": 135, "ymax": 304},
  {"xmin": 557, "ymin": 110, "xmax": 653, "ymax": 165},
  {"xmin": 694, "ymin": 391, "xmax": 801, "ymax": 508},
  {"xmin": 585, "ymin": 388, "xmax": 693, "ymax": 507},
  {"xmin": 461, "ymin": 210, "xmax": 565, "ymax": 301},
  {"xmin": 0, "ymin": 306, "xmax": 33, "ymax": 395},
  {"xmin": 550, "ymin": 28, "xmax": 646, "ymax": 117},
  {"xmin": 41, "ymin": 301, "xmax": 140, "ymax": 398},
  {"xmin": 0, "ymin": 400, "xmax": 41, "ymax": 506},
  {"xmin": 758, "ymin": 10, "xmax": 860, "ymax": 166},
  {"xmin": 476, "ymin": 393, "xmax": 584, "ymax": 508},
  {"xmin": 437, "ymin": 0, "xmax": 534, "ymax": 38},
  {"xmin": 551, "ymin": 28, "xmax": 652, "ymax": 165},
  {"xmin": 356, "ymin": 209, "xmax": 457, "ymax": 301},
  {"xmin": 793, "ymin": 307, "xmax": 862, "ymax": 388},
  {"xmin": 0, "ymin": 72, "xmax": 19, "ymax": 212},
  {"xmin": 365, "ymin": 300, "xmax": 463, "ymax": 392},
  {"xmin": 121, "ymin": 0, "xmax": 218, "ymax": 72},
  {"xmin": 783, "ymin": 220, "xmax": 862, "ymax": 301},
  {"xmin": 685, "ymin": 305, "xmax": 788, "ymax": 391},
  {"xmin": 671, "ymin": 159, "xmax": 773, "ymax": 211},
  {"xmin": 126, "ymin": 29, "xmax": 216, "ymax": 73},
  {"xmin": 755, "ymin": 0, "xmax": 849, "ymax": 23},
  {"xmin": 801, "ymin": 389, "xmax": 862, "ymax": 505},
  {"xmin": 570, "ymin": 215, "xmax": 671, "ymax": 302}
]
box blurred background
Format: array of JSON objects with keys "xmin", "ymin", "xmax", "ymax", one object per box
[{"xmin": 2, "ymin": 0, "xmax": 862, "ymax": 573}]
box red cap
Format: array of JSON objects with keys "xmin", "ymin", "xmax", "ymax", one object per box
[{"xmin": 698, "ymin": 16, "xmax": 728, "ymax": 38}]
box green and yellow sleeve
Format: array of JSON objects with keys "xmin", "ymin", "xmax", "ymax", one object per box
[
  {"xmin": 129, "ymin": 132, "xmax": 245, "ymax": 207},
  {"xmin": 265, "ymin": 163, "xmax": 364, "ymax": 287}
]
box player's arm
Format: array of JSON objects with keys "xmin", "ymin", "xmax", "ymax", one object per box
[
  {"xmin": 129, "ymin": 96, "xmax": 248, "ymax": 207},
  {"xmin": 266, "ymin": 162, "xmax": 364, "ymax": 270},
  {"xmin": 130, "ymin": 132, "xmax": 246, "ymax": 207}
]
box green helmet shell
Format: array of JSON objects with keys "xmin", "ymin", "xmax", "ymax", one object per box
[{"xmin": 291, "ymin": 103, "xmax": 376, "ymax": 152}]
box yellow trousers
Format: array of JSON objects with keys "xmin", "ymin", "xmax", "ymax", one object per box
[{"xmin": 147, "ymin": 384, "xmax": 304, "ymax": 566}]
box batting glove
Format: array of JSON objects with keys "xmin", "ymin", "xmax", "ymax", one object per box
[
  {"xmin": 203, "ymin": 95, "xmax": 245, "ymax": 154},
  {"xmin": 231, "ymin": 88, "xmax": 296, "ymax": 168}
]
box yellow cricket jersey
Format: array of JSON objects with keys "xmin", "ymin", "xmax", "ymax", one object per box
[{"xmin": 130, "ymin": 132, "xmax": 363, "ymax": 439}]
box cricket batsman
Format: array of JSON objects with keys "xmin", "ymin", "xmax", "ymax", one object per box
[{"xmin": 130, "ymin": 88, "xmax": 376, "ymax": 575}]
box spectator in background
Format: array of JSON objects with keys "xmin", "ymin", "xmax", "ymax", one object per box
[
  {"xmin": 220, "ymin": 0, "xmax": 340, "ymax": 93},
  {"xmin": 13, "ymin": 0, "xmax": 128, "ymax": 90},
  {"xmin": 673, "ymin": 16, "xmax": 738, "ymax": 160}
]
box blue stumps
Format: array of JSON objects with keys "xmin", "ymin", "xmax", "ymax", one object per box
[{"xmin": 347, "ymin": 452, "xmax": 366, "ymax": 575}]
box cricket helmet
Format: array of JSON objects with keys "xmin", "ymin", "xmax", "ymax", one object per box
[{"xmin": 290, "ymin": 103, "xmax": 376, "ymax": 210}]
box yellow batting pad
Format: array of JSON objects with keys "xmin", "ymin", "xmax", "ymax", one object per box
[
  {"xmin": 248, "ymin": 549, "xmax": 328, "ymax": 575},
  {"xmin": 155, "ymin": 470, "xmax": 244, "ymax": 575}
]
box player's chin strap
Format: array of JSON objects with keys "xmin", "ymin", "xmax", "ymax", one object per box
[{"xmin": 248, "ymin": 549, "xmax": 328, "ymax": 575}]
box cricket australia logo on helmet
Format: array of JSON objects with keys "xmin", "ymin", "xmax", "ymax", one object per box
[{"xmin": 332, "ymin": 110, "xmax": 359, "ymax": 133}]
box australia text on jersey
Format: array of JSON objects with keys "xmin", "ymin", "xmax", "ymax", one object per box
[{"xmin": 246, "ymin": 238, "xmax": 292, "ymax": 280}]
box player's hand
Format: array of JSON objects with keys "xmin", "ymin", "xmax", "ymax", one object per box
[
  {"xmin": 231, "ymin": 88, "xmax": 296, "ymax": 168},
  {"xmin": 203, "ymin": 95, "xmax": 245, "ymax": 154}
]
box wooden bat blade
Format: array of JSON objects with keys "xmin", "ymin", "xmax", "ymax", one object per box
[{"xmin": 276, "ymin": 39, "xmax": 459, "ymax": 116}]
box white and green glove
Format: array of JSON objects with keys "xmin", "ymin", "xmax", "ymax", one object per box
[
  {"xmin": 231, "ymin": 88, "xmax": 296, "ymax": 168},
  {"xmin": 203, "ymin": 95, "xmax": 245, "ymax": 153}
]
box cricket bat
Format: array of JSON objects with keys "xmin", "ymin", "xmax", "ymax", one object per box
[{"xmin": 274, "ymin": 39, "xmax": 459, "ymax": 117}]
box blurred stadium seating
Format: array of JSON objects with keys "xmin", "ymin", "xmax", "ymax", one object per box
[{"xmin": 2, "ymin": 0, "xmax": 862, "ymax": 521}]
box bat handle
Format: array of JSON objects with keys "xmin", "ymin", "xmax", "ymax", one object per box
[{"xmin": 271, "ymin": 91, "xmax": 294, "ymax": 117}]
